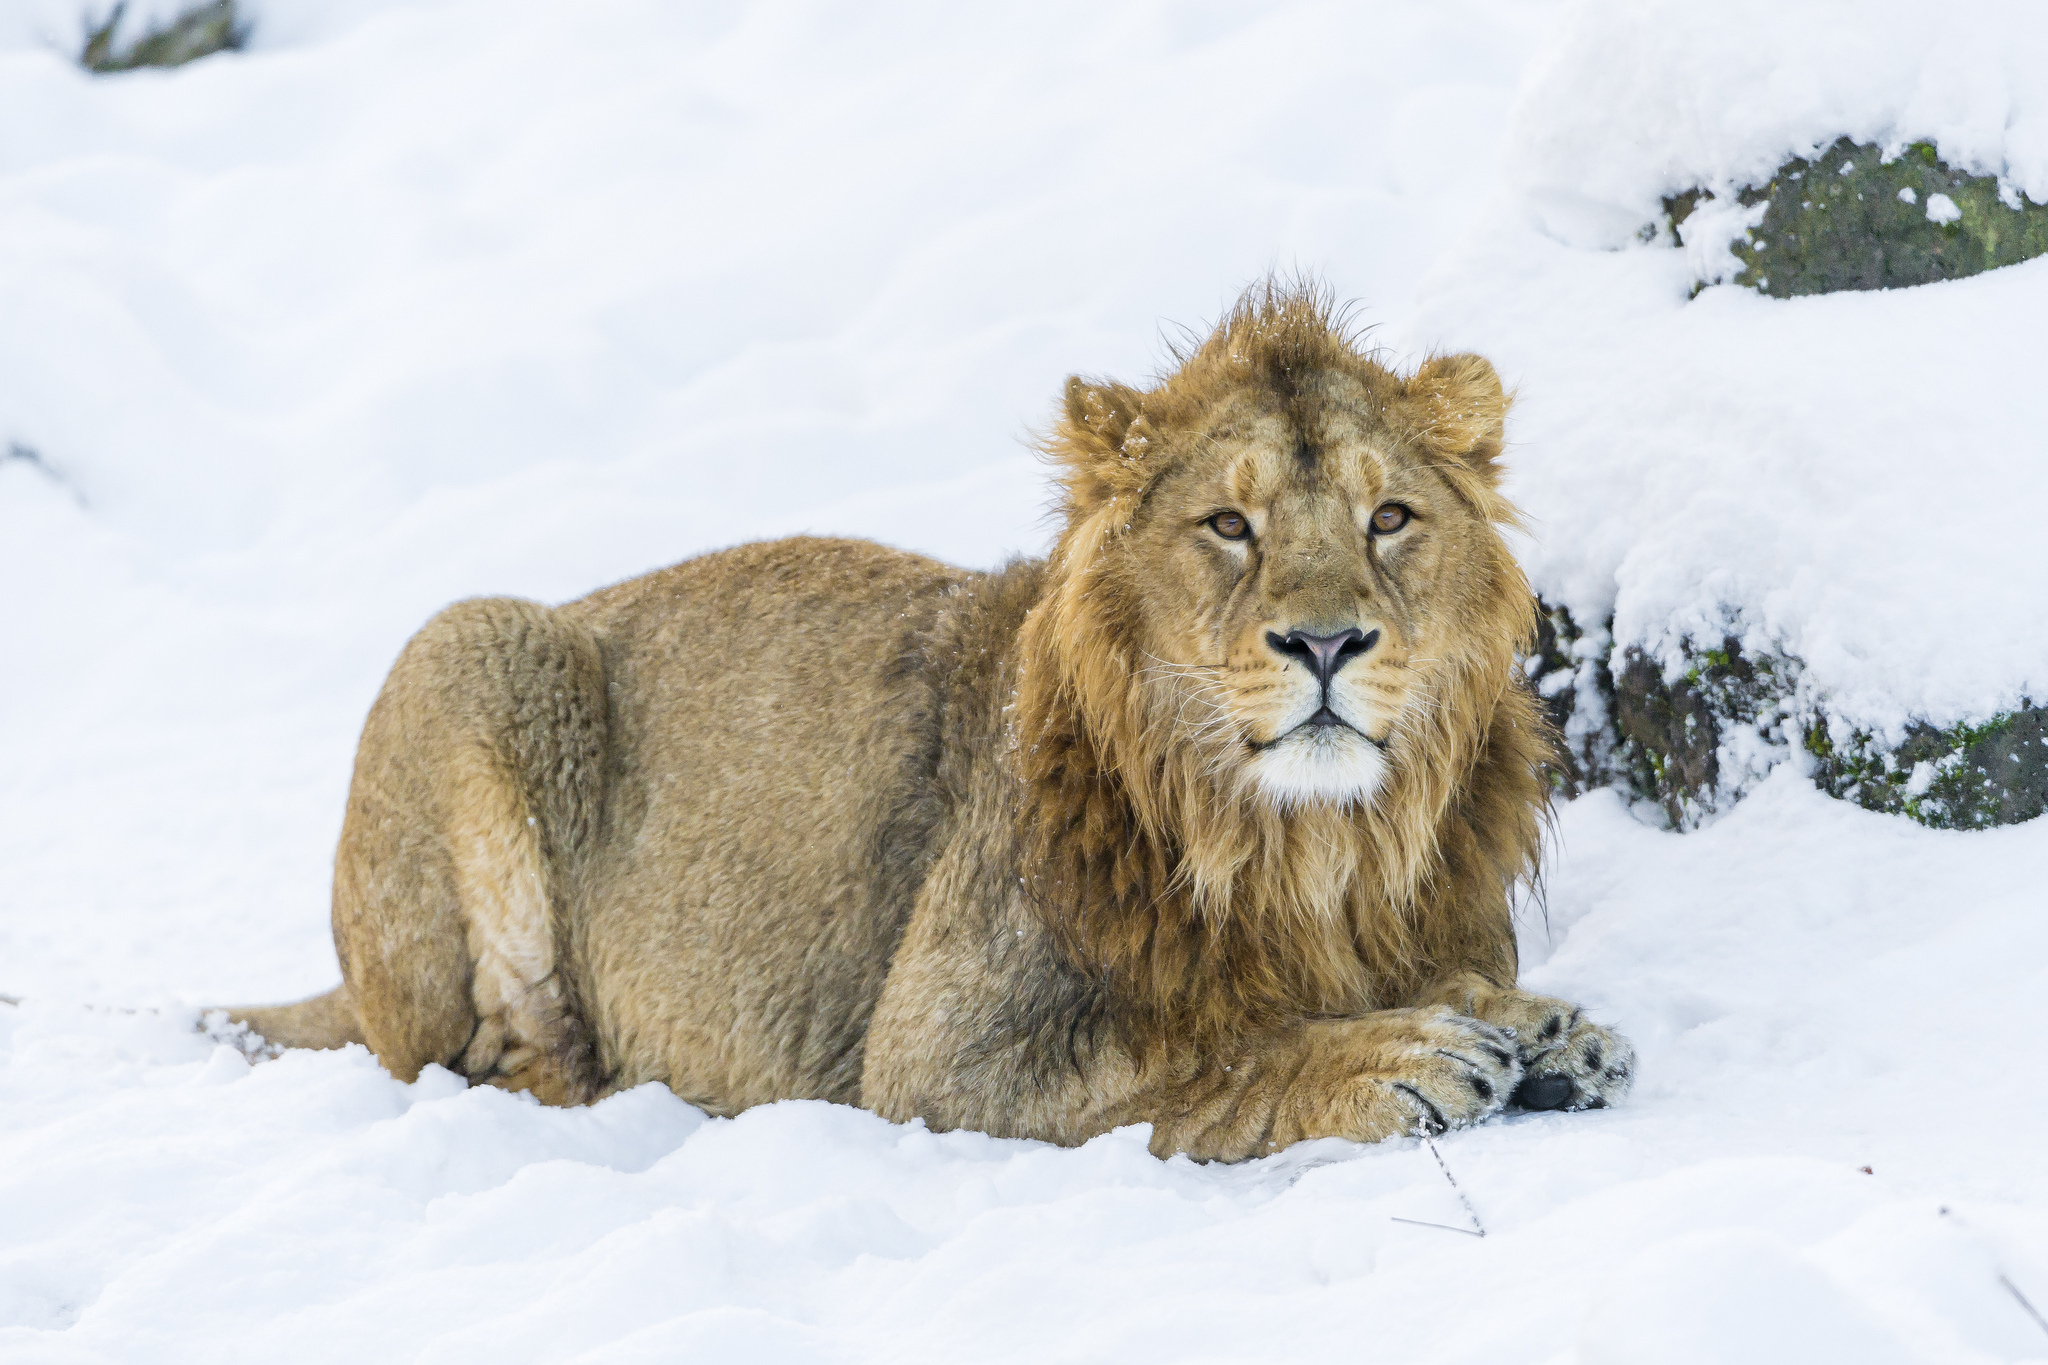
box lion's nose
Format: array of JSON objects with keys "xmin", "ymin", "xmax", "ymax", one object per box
[{"xmin": 1265, "ymin": 627, "xmax": 1378, "ymax": 687}]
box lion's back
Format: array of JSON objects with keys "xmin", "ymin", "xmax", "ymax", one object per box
[{"xmin": 562, "ymin": 537, "xmax": 976, "ymax": 1111}]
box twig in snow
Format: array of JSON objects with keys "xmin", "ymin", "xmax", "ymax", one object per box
[
  {"xmin": 2000, "ymin": 1274, "xmax": 2048, "ymax": 1339},
  {"xmin": 1390, "ymin": 1216, "xmax": 1483, "ymax": 1238},
  {"xmin": 1939, "ymin": 1206, "xmax": 2048, "ymax": 1342},
  {"xmin": 80, "ymin": 1, "xmax": 249, "ymax": 74},
  {"xmin": 1392, "ymin": 1139, "xmax": 1487, "ymax": 1238},
  {"xmin": 1427, "ymin": 1139, "xmax": 1487, "ymax": 1237}
]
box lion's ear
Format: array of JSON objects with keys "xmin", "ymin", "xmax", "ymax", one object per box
[
  {"xmin": 1404, "ymin": 354, "xmax": 1510, "ymax": 482},
  {"xmin": 1048, "ymin": 376, "xmax": 1150, "ymax": 509},
  {"xmin": 1063, "ymin": 376, "xmax": 1142, "ymax": 451}
]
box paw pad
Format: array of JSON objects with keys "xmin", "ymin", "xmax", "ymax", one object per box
[{"xmin": 1512, "ymin": 1072, "xmax": 1573, "ymax": 1111}]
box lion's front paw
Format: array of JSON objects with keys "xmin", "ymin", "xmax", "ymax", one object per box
[
  {"xmin": 1290, "ymin": 1007, "xmax": 1525, "ymax": 1143},
  {"xmin": 1478, "ymin": 993, "xmax": 1635, "ymax": 1112},
  {"xmin": 1385, "ymin": 1009, "xmax": 1528, "ymax": 1136}
]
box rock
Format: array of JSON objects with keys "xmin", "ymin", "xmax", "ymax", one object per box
[
  {"xmin": 1528, "ymin": 602, "xmax": 1606, "ymax": 795},
  {"xmin": 1807, "ymin": 707, "xmax": 2048, "ymax": 830},
  {"xmin": 1528, "ymin": 604, "xmax": 1784, "ymax": 828},
  {"xmin": 1664, "ymin": 138, "xmax": 2048, "ymax": 297},
  {"xmin": 1603, "ymin": 139, "xmax": 2048, "ymax": 824},
  {"xmin": 1525, "ymin": 599, "xmax": 2045, "ymax": 831}
]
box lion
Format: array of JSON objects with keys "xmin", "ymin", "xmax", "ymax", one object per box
[{"xmin": 232, "ymin": 283, "xmax": 1634, "ymax": 1160}]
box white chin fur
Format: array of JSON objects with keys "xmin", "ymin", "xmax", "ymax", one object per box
[{"xmin": 1249, "ymin": 728, "xmax": 1388, "ymax": 809}]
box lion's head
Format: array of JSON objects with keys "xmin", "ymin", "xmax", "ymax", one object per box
[{"xmin": 1014, "ymin": 282, "xmax": 1549, "ymax": 1035}]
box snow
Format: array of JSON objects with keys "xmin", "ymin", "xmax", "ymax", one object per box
[
  {"xmin": 4, "ymin": 1, "xmax": 2048, "ymax": 1361},
  {"xmin": 1413, "ymin": 232, "xmax": 2048, "ymax": 735},
  {"xmin": 1411, "ymin": 0, "xmax": 2048, "ymax": 737},
  {"xmin": 1508, "ymin": 0, "xmax": 2048, "ymax": 243}
]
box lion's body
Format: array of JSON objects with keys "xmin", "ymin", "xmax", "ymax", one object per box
[
  {"xmin": 316, "ymin": 540, "xmax": 971, "ymax": 1112},
  {"xmin": 238, "ymin": 286, "xmax": 1635, "ymax": 1157}
]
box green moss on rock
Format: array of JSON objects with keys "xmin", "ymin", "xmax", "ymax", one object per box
[
  {"xmin": 1666, "ymin": 137, "xmax": 2048, "ymax": 296},
  {"xmin": 1806, "ymin": 707, "xmax": 2048, "ymax": 830},
  {"xmin": 1531, "ymin": 597, "xmax": 2046, "ymax": 831},
  {"xmin": 1609, "ymin": 638, "xmax": 1784, "ymax": 828}
]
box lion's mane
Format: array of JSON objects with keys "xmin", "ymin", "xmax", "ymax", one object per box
[{"xmin": 1011, "ymin": 285, "xmax": 1553, "ymax": 1044}]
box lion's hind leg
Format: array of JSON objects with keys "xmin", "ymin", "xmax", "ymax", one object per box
[
  {"xmin": 438, "ymin": 735, "xmax": 606, "ymax": 1105},
  {"xmin": 336, "ymin": 597, "xmax": 609, "ymax": 1106}
]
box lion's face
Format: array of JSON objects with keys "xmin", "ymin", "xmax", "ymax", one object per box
[
  {"xmin": 1117, "ymin": 369, "xmax": 1511, "ymax": 809},
  {"xmin": 1042, "ymin": 321, "xmax": 1523, "ymax": 817}
]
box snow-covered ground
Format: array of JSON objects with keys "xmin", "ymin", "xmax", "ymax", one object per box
[{"xmin": 4, "ymin": 1, "xmax": 2047, "ymax": 1361}]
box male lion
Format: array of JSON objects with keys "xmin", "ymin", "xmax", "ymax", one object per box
[{"xmin": 235, "ymin": 285, "xmax": 1634, "ymax": 1159}]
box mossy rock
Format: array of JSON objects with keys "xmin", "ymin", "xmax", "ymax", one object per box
[
  {"xmin": 1528, "ymin": 601, "xmax": 1613, "ymax": 798},
  {"xmin": 82, "ymin": 0, "xmax": 246, "ymax": 74},
  {"xmin": 1531, "ymin": 621, "xmax": 1784, "ymax": 828},
  {"xmin": 1806, "ymin": 707, "xmax": 2048, "ymax": 830},
  {"xmin": 1528, "ymin": 597, "xmax": 2046, "ymax": 830},
  {"xmin": 1607, "ymin": 639, "xmax": 1781, "ymax": 828},
  {"xmin": 1666, "ymin": 137, "xmax": 2048, "ymax": 296}
]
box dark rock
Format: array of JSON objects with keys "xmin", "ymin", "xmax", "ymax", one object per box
[
  {"xmin": 1527, "ymin": 603, "xmax": 1770, "ymax": 827},
  {"xmin": 1610, "ymin": 646, "xmax": 1724, "ymax": 826},
  {"xmin": 1528, "ymin": 597, "xmax": 2045, "ymax": 831},
  {"xmin": 1665, "ymin": 137, "xmax": 2048, "ymax": 297},
  {"xmin": 1807, "ymin": 706, "xmax": 2048, "ymax": 831},
  {"xmin": 1526, "ymin": 602, "xmax": 1616, "ymax": 799}
]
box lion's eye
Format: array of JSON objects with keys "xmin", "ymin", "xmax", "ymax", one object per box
[
  {"xmin": 1371, "ymin": 503, "xmax": 1412, "ymax": 535},
  {"xmin": 1209, "ymin": 512, "xmax": 1251, "ymax": 541}
]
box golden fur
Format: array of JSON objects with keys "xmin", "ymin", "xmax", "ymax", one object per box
[
  {"xmin": 231, "ymin": 282, "xmax": 1634, "ymax": 1159},
  {"xmin": 1016, "ymin": 291, "xmax": 1546, "ymax": 1046}
]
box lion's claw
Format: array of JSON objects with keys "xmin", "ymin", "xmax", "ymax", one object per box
[{"xmin": 1370, "ymin": 1008, "xmax": 1525, "ymax": 1137}]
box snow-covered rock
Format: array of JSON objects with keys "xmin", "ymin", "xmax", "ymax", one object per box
[{"xmin": 1411, "ymin": 0, "xmax": 2048, "ymax": 825}]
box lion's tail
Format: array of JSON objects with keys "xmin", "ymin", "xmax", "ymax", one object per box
[{"xmin": 225, "ymin": 984, "xmax": 366, "ymax": 1051}]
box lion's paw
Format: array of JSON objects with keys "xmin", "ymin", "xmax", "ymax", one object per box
[
  {"xmin": 1479, "ymin": 993, "xmax": 1635, "ymax": 1112},
  {"xmin": 1363, "ymin": 1007, "xmax": 1525, "ymax": 1137}
]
